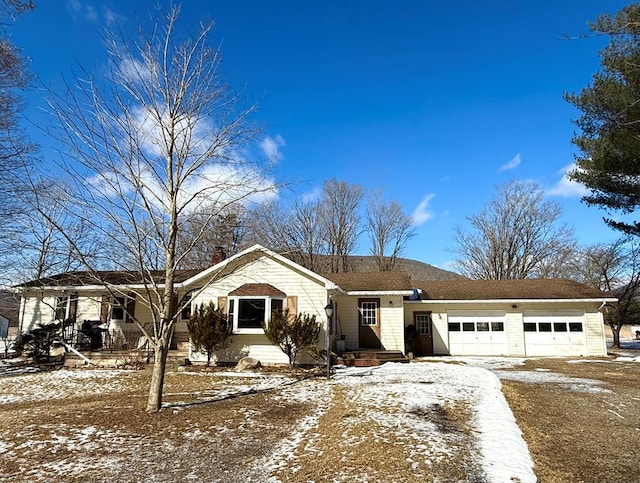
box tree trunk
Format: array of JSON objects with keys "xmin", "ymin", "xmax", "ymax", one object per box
[
  {"xmin": 146, "ymin": 337, "xmax": 169, "ymax": 412},
  {"xmin": 611, "ymin": 323, "xmax": 621, "ymax": 349}
]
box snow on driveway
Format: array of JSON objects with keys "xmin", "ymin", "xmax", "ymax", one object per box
[{"xmin": 331, "ymin": 362, "xmax": 536, "ymax": 483}]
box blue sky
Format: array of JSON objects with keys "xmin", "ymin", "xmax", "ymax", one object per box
[{"xmin": 12, "ymin": 0, "xmax": 631, "ymax": 268}]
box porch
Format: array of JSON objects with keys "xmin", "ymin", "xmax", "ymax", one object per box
[{"xmin": 336, "ymin": 350, "xmax": 410, "ymax": 367}]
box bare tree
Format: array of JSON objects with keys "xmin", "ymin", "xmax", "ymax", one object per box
[
  {"xmin": 176, "ymin": 204, "xmax": 248, "ymax": 269},
  {"xmin": 572, "ymin": 238, "xmax": 640, "ymax": 348},
  {"xmin": 454, "ymin": 180, "xmax": 576, "ymax": 279},
  {"xmin": 319, "ymin": 179, "xmax": 363, "ymax": 272},
  {"xmin": 0, "ymin": 0, "xmax": 37, "ymax": 278},
  {"xmin": 248, "ymin": 198, "xmax": 329, "ymax": 272},
  {"xmin": 35, "ymin": 5, "xmax": 274, "ymax": 412},
  {"xmin": 365, "ymin": 189, "xmax": 415, "ymax": 271}
]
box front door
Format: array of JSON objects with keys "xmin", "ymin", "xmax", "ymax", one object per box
[
  {"xmin": 358, "ymin": 298, "xmax": 381, "ymax": 349},
  {"xmin": 413, "ymin": 312, "xmax": 434, "ymax": 356}
]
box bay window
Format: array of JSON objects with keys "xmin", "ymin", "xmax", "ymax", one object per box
[{"xmin": 228, "ymin": 297, "xmax": 285, "ymax": 334}]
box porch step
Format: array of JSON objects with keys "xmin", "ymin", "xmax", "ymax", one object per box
[{"xmin": 337, "ymin": 350, "xmax": 410, "ymax": 367}]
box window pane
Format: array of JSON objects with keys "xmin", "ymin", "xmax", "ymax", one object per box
[
  {"xmin": 181, "ymin": 294, "xmax": 192, "ymax": 320},
  {"xmin": 361, "ymin": 302, "xmax": 378, "ymax": 326},
  {"xmin": 554, "ymin": 322, "xmax": 567, "ymax": 332},
  {"xmin": 569, "ymin": 322, "xmax": 583, "ymax": 332},
  {"xmin": 112, "ymin": 297, "xmax": 125, "ymax": 320},
  {"xmin": 448, "ymin": 322, "xmax": 461, "ymax": 332},
  {"xmin": 523, "ymin": 323, "xmax": 536, "ymax": 332},
  {"xmin": 476, "ymin": 322, "xmax": 489, "ymax": 331},
  {"xmin": 462, "ymin": 322, "xmax": 475, "ymax": 332},
  {"xmin": 54, "ymin": 296, "xmax": 67, "ymax": 321},
  {"xmin": 228, "ymin": 299, "xmax": 235, "ymax": 324},
  {"xmin": 238, "ymin": 299, "xmax": 265, "ymax": 329},
  {"xmin": 539, "ymin": 322, "xmax": 552, "ymax": 332},
  {"xmin": 271, "ymin": 298, "xmax": 283, "ymax": 318},
  {"xmin": 491, "ymin": 322, "xmax": 504, "ymax": 332},
  {"xmin": 416, "ymin": 314, "xmax": 431, "ymax": 334}
]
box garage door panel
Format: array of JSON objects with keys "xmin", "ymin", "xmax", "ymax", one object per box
[
  {"xmin": 523, "ymin": 312, "xmax": 587, "ymax": 356},
  {"xmin": 448, "ymin": 312, "xmax": 508, "ymax": 356}
]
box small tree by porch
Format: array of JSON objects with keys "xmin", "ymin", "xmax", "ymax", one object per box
[
  {"xmin": 263, "ymin": 309, "xmax": 321, "ymax": 367},
  {"xmin": 186, "ymin": 302, "xmax": 232, "ymax": 366}
]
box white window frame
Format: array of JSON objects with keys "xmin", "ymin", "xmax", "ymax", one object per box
[
  {"xmin": 53, "ymin": 295, "xmax": 70, "ymax": 322},
  {"xmin": 110, "ymin": 296, "xmax": 126, "ymax": 323},
  {"xmin": 229, "ymin": 296, "xmax": 285, "ymax": 334}
]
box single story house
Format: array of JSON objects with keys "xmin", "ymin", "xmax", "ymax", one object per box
[{"xmin": 16, "ymin": 245, "xmax": 615, "ymax": 363}]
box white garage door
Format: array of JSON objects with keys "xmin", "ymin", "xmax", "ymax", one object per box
[
  {"xmin": 523, "ymin": 312, "xmax": 587, "ymax": 356},
  {"xmin": 448, "ymin": 311, "xmax": 508, "ymax": 356}
]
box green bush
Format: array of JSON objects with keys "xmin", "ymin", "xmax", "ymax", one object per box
[
  {"xmin": 12, "ymin": 323, "xmax": 62, "ymax": 361},
  {"xmin": 186, "ymin": 301, "xmax": 232, "ymax": 366},
  {"xmin": 263, "ymin": 309, "xmax": 321, "ymax": 367}
]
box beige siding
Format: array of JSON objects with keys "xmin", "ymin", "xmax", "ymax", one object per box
[
  {"xmin": 431, "ymin": 311, "xmax": 449, "ymax": 354},
  {"xmin": 335, "ymin": 296, "xmax": 358, "ymax": 351},
  {"xmin": 20, "ymin": 292, "xmax": 56, "ymax": 332},
  {"xmin": 585, "ymin": 311, "xmax": 607, "ymax": 356},
  {"xmin": 379, "ymin": 296, "xmax": 404, "ymax": 352},
  {"xmin": 75, "ymin": 292, "xmax": 102, "ymax": 322},
  {"xmin": 190, "ymin": 254, "xmax": 328, "ymax": 365},
  {"xmin": 505, "ymin": 311, "xmax": 525, "ymax": 356},
  {"xmin": 189, "ymin": 333, "xmax": 289, "ymax": 365}
]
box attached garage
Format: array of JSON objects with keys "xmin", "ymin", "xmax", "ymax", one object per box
[
  {"xmin": 411, "ymin": 279, "xmax": 615, "ymax": 358},
  {"xmin": 523, "ymin": 311, "xmax": 588, "ymax": 356},
  {"xmin": 448, "ymin": 311, "xmax": 509, "ymax": 356}
]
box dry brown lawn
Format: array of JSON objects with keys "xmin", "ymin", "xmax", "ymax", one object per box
[
  {"xmin": 500, "ymin": 357, "xmax": 640, "ymax": 483},
  {"xmin": 1, "ymin": 355, "xmax": 638, "ymax": 482}
]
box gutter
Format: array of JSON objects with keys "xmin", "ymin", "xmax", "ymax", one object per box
[{"xmin": 405, "ymin": 297, "xmax": 619, "ymax": 305}]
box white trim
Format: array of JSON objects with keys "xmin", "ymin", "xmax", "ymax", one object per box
[
  {"xmin": 347, "ymin": 290, "xmax": 414, "ymax": 296},
  {"xmin": 229, "ymin": 294, "xmax": 284, "ymax": 335},
  {"xmin": 405, "ymin": 298, "xmax": 617, "ymax": 305}
]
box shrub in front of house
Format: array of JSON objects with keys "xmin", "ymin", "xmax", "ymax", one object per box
[
  {"xmin": 263, "ymin": 309, "xmax": 321, "ymax": 367},
  {"xmin": 187, "ymin": 301, "xmax": 233, "ymax": 366}
]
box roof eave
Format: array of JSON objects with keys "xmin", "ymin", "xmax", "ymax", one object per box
[
  {"xmin": 406, "ymin": 297, "xmax": 619, "ymax": 304},
  {"xmin": 345, "ymin": 290, "xmax": 415, "ymax": 296}
]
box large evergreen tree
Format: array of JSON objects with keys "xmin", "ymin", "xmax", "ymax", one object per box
[{"xmin": 566, "ymin": 3, "xmax": 640, "ymax": 236}]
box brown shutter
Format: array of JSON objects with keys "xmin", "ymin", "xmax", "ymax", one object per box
[
  {"xmin": 125, "ymin": 293, "xmax": 136, "ymax": 324},
  {"xmin": 286, "ymin": 296, "xmax": 298, "ymax": 318},
  {"xmin": 217, "ymin": 296, "xmax": 227, "ymax": 313},
  {"xmin": 100, "ymin": 295, "xmax": 109, "ymax": 324}
]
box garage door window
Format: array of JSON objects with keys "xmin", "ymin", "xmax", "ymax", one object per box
[
  {"xmin": 524, "ymin": 321, "xmax": 583, "ymax": 333},
  {"xmin": 454, "ymin": 321, "xmax": 505, "ymax": 332}
]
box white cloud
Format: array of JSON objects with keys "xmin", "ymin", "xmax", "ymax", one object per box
[
  {"xmin": 67, "ymin": 1, "xmax": 97, "ymax": 21},
  {"xmin": 67, "ymin": 1, "xmax": 123, "ymax": 25},
  {"xmin": 301, "ymin": 186, "xmax": 322, "ymax": 203},
  {"xmin": 411, "ymin": 194, "xmax": 435, "ymax": 226},
  {"xmin": 260, "ymin": 135, "xmax": 286, "ymax": 163},
  {"xmin": 498, "ymin": 153, "xmax": 521, "ymax": 173},
  {"xmin": 546, "ymin": 163, "xmax": 589, "ymax": 197}
]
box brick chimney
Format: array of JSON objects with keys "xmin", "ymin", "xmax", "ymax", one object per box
[{"xmin": 211, "ymin": 246, "xmax": 226, "ymax": 265}]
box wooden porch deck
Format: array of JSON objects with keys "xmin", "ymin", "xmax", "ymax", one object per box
[{"xmin": 336, "ymin": 350, "xmax": 410, "ymax": 367}]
